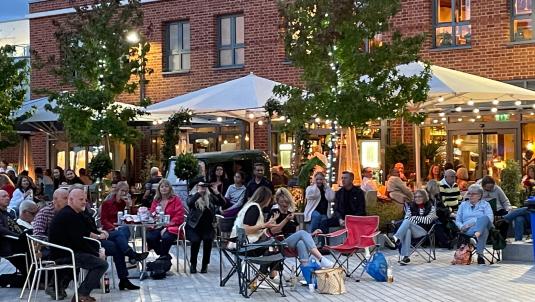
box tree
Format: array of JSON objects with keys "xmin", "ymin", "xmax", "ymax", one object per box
[
  {"xmin": 0, "ymin": 45, "xmax": 29, "ymax": 149},
  {"xmin": 45, "ymin": 0, "xmax": 152, "ymax": 147},
  {"xmin": 277, "ymin": 0, "xmax": 431, "ymax": 127}
]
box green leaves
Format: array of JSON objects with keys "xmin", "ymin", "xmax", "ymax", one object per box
[
  {"xmin": 0, "ymin": 45, "xmax": 29, "ymax": 149},
  {"xmin": 161, "ymin": 109, "xmax": 192, "ymax": 162},
  {"xmin": 278, "ymin": 0, "xmax": 431, "ymax": 127},
  {"xmin": 173, "ymin": 152, "xmax": 198, "ymax": 182},
  {"xmin": 88, "ymin": 151, "xmax": 113, "ymax": 179},
  {"xmin": 46, "ymin": 0, "xmax": 151, "ymax": 146}
]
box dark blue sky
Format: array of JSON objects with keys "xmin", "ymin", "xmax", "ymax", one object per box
[{"xmin": 0, "ymin": 1, "xmax": 28, "ymax": 21}]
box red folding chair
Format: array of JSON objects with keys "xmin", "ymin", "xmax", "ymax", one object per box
[{"xmin": 319, "ymin": 215, "xmax": 380, "ymax": 279}]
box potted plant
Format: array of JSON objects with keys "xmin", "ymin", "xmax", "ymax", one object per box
[
  {"xmin": 173, "ymin": 152, "xmax": 199, "ymax": 192},
  {"xmin": 88, "ymin": 152, "xmax": 113, "ymax": 206},
  {"xmin": 501, "ymin": 160, "xmax": 523, "ymax": 207}
]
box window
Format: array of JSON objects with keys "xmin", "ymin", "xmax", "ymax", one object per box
[
  {"xmin": 512, "ymin": 0, "xmax": 534, "ymax": 41},
  {"xmin": 433, "ymin": 0, "xmax": 471, "ymax": 48},
  {"xmin": 505, "ymin": 79, "xmax": 535, "ymax": 90},
  {"xmin": 218, "ymin": 15, "xmax": 244, "ymax": 67},
  {"xmin": 165, "ymin": 21, "xmax": 190, "ymax": 72}
]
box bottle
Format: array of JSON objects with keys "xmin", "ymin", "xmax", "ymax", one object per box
[
  {"xmin": 387, "ymin": 261, "xmax": 394, "ymax": 283},
  {"xmin": 104, "ymin": 273, "xmax": 110, "ymax": 293},
  {"xmin": 155, "ymin": 205, "xmax": 162, "ymax": 222},
  {"xmin": 289, "ymin": 266, "xmax": 297, "ymax": 291},
  {"xmin": 117, "ymin": 211, "xmax": 123, "ymax": 224}
]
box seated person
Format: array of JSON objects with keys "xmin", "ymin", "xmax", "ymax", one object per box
[
  {"xmin": 100, "ymin": 181, "xmax": 149, "ymax": 262},
  {"xmin": 16, "ymin": 200, "xmax": 38, "ymax": 231},
  {"xmin": 0, "ymin": 190, "xmax": 27, "ymax": 288},
  {"xmin": 455, "ymin": 184, "xmax": 493, "ymax": 265},
  {"xmin": 48, "ymin": 188, "xmax": 109, "ymax": 301},
  {"xmin": 209, "ymin": 165, "xmax": 231, "ymax": 196},
  {"xmin": 9, "ymin": 175, "xmax": 35, "ymax": 216},
  {"xmin": 456, "ymin": 167, "xmax": 470, "ymax": 192},
  {"xmin": 479, "ymin": 175, "xmax": 512, "ymax": 216},
  {"xmin": 186, "ymin": 182, "xmax": 226, "ymax": 273},
  {"xmin": 360, "ymin": 167, "xmax": 387, "ymax": 199},
  {"xmin": 389, "ymin": 189, "xmax": 437, "ymax": 265},
  {"xmin": 147, "ymin": 179, "xmax": 185, "ymax": 257},
  {"xmin": 221, "ymin": 171, "xmax": 247, "ymax": 218},
  {"xmin": 268, "ymin": 188, "xmax": 333, "ymax": 269},
  {"xmin": 141, "ymin": 167, "xmax": 162, "ymax": 207},
  {"xmin": 503, "ymin": 207, "xmax": 531, "ymax": 242},
  {"xmin": 394, "ymin": 162, "xmax": 408, "ymax": 182},
  {"xmin": 427, "ymin": 165, "xmax": 442, "ymax": 182},
  {"xmin": 386, "ymin": 168, "xmax": 413, "ymax": 206},
  {"xmin": 304, "ymin": 172, "xmax": 335, "ymax": 234},
  {"xmin": 439, "ymin": 169, "xmax": 462, "ymax": 211},
  {"xmin": 33, "ymin": 188, "xmax": 69, "ymax": 239}
]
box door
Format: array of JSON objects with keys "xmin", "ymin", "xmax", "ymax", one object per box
[{"xmin": 450, "ymin": 129, "xmax": 516, "ymax": 181}]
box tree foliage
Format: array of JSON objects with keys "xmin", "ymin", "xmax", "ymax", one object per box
[
  {"xmin": 45, "ymin": 0, "xmax": 152, "ymax": 146},
  {"xmin": 161, "ymin": 109, "xmax": 193, "ymax": 162},
  {"xmin": 0, "ymin": 45, "xmax": 29, "ymax": 149},
  {"xmin": 277, "ymin": 0, "xmax": 431, "ymax": 127}
]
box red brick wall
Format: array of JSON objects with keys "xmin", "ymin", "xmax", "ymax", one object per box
[
  {"xmin": 0, "ymin": 144, "xmax": 20, "ymax": 167},
  {"xmin": 392, "ymin": 0, "xmax": 535, "ymax": 81}
]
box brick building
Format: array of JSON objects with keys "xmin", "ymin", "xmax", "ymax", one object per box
[{"xmin": 8, "ymin": 0, "xmax": 534, "ymax": 182}]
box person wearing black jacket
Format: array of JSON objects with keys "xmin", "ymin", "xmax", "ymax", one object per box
[
  {"xmin": 245, "ymin": 163, "xmax": 274, "ymax": 199},
  {"xmin": 320, "ymin": 171, "xmax": 366, "ymax": 231},
  {"xmin": 49, "ymin": 188, "xmax": 108, "ymax": 302},
  {"xmin": 0, "ymin": 189, "xmax": 27, "ymax": 288},
  {"xmin": 186, "ymin": 182, "xmax": 225, "ymax": 273}
]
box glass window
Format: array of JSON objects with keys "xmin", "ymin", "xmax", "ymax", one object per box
[
  {"xmin": 218, "ymin": 15, "xmax": 245, "ymax": 67},
  {"xmin": 512, "ymin": 0, "xmax": 534, "ymax": 41},
  {"xmin": 434, "ymin": 0, "xmax": 471, "ymax": 47},
  {"xmin": 165, "ymin": 21, "xmax": 191, "ymax": 72}
]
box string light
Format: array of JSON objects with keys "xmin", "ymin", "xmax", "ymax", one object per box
[
  {"xmin": 455, "ymin": 106, "xmax": 462, "ymax": 112},
  {"xmin": 473, "ymin": 108, "xmax": 479, "ymax": 113},
  {"xmin": 438, "ymin": 96, "xmax": 444, "ymax": 102},
  {"xmin": 467, "ymin": 100, "xmax": 474, "ymax": 106},
  {"xmin": 491, "ymin": 107, "xmax": 498, "ymax": 113},
  {"xmin": 258, "ymin": 120, "xmax": 264, "ymax": 126},
  {"xmin": 216, "ymin": 117, "xmax": 223, "ymax": 122},
  {"xmin": 439, "ymin": 112, "xmax": 445, "ymax": 117},
  {"xmin": 515, "ymin": 101, "xmax": 522, "ymax": 106},
  {"xmin": 492, "ymin": 99, "xmax": 499, "ymax": 105}
]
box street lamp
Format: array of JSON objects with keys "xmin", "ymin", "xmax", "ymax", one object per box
[
  {"xmin": 126, "ymin": 31, "xmax": 140, "ymax": 44},
  {"xmin": 126, "ymin": 30, "xmax": 145, "ymax": 103}
]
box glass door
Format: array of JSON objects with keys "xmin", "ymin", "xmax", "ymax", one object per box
[{"xmin": 451, "ymin": 129, "xmax": 516, "ymax": 181}]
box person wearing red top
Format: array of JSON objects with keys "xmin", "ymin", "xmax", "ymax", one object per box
[
  {"xmin": 522, "ymin": 165, "xmax": 535, "ymax": 196},
  {"xmin": 147, "ymin": 179, "xmax": 185, "ymax": 256},
  {"xmin": 0, "ymin": 174, "xmax": 15, "ymax": 198},
  {"xmin": 100, "ymin": 181, "xmax": 148, "ymax": 289}
]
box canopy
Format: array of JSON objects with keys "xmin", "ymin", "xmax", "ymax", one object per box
[
  {"xmin": 399, "ymin": 62, "xmax": 535, "ymax": 187},
  {"xmin": 146, "ymin": 73, "xmax": 286, "ymax": 119},
  {"xmin": 399, "ymin": 62, "xmax": 535, "ymax": 110}
]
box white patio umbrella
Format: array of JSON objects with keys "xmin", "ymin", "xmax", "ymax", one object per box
[{"xmin": 395, "ymin": 62, "xmax": 535, "ymax": 186}]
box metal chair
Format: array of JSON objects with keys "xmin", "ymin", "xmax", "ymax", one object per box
[
  {"xmin": 391, "ymin": 221, "xmax": 437, "ymax": 263},
  {"xmin": 235, "ymin": 227, "xmax": 287, "ymax": 298},
  {"xmin": 26, "ymin": 235, "xmax": 78, "ymax": 302},
  {"xmin": 318, "ymin": 215, "xmax": 380, "ymax": 279},
  {"xmin": 457, "ymin": 232, "xmax": 501, "ymax": 264},
  {"xmin": 2, "ymin": 234, "xmax": 30, "ymax": 298},
  {"xmin": 215, "ymin": 215, "xmax": 237, "ymax": 286},
  {"xmin": 175, "ymin": 215, "xmax": 189, "ymax": 273}
]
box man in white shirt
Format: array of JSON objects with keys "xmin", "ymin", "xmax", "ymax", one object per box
[
  {"xmin": 361, "ymin": 167, "xmax": 387, "ymax": 199},
  {"xmin": 16, "ymin": 200, "xmax": 38, "ymax": 231}
]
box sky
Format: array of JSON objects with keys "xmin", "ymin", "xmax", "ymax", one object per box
[{"xmin": 0, "ymin": 0, "xmax": 28, "ymax": 22}]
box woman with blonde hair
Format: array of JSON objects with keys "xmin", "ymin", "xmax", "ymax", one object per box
[
  {"xmin": 456, "ymin": 167, "xmax": 469, "ymax": 191},
  {"xmin": 268, "ymin": 187, "xmax": 334, "ymax": 269},
  {"xmin": 147, "ymin": 179, "xmax": 186, "ymax": 257},
  {"xmin": 186, "ymin": 182, "xmax": 225, "ymax": 273},
  {"xmin": 304, "ymin": 171, "xmax": 335, "ymax": 234}
]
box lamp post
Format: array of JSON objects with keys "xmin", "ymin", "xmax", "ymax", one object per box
[{"xmin": 126, "ymin": 30, "xmax": 143, "ymax": 182}]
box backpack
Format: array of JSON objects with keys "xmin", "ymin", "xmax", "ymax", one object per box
[
  {"xmin": 365, "ymin": 252, "xmax": 388, "ymax": 282},
  {"xmin": 490, "ymin": 228, "xmax": 507, "ymax": 251},
  {"xmin": 146, "ymin": 254, "xmax": 172, "ymax": 279},
  {"xmin": 451, "ymin": 244, "xmax": 473, "ymax": 265}
]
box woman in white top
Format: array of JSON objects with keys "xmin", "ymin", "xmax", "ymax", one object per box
[
  {"xmin": 9, "ymin": 175, "xmax": 35, "ymax": 216},
  {"xmin": 304, "ymin": 172, "xmax": 335, "ymax": 233}
]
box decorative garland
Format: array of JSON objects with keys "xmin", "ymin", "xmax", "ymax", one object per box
[{"xmin": 161, "ymin": 109, "xmax": 192, "ymax": 163}]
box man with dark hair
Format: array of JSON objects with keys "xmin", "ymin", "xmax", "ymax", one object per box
[
  {"xmin": 245, "ymin": 163, "xmax": 274, "ymax": 199},
  {"xmin": 320, "ymin": 171, "xmax": 366, "ymax": 230}
]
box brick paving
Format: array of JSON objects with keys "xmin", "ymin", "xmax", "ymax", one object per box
[{"xmin": 2, "ymin": 248, "xmax": 534, "ymax": 302}]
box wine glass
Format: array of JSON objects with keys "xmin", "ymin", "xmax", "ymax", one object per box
[{"xmin": 135, "ymin": 183, "xmax": 142, "ymax": 192}]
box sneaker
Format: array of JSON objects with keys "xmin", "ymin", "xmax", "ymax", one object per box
[
  {"xmin": 477, "ymin": 255, "xmax": 485, "ymax": 265},
  {"xmin": 469, "ymin": 237, "xmax": 478, "ymax": 247},
  {"xmin": 400, "ymin": 256, "xmax": 410, "ymax": 265},
  {"xmin": 525, "ymin": 239, "xmax": 533, "ymax": 244},
  {"xmin": 319, "ymin": 256, "xmax": 334, "ymax": 268}
]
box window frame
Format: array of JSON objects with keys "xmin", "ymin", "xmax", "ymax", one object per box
[
  {"xmin": 164, "ymin": 20, "xmax": 191, "ymax": 72},
  {"xmin": 432, "ymin": 0, "xmax": 471, "ymax": 48},
  {"xmin": 217, "ymin": 14, "xmax": 245, "ymax": 67},
  {"xmin": 511, "ymin": 0, "xmax": 535, "ymax": 42}
]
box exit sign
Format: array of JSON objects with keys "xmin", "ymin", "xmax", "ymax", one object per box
[{"xmin": 495, "ymin": 114, "xmax": 510, "ymax": 121}]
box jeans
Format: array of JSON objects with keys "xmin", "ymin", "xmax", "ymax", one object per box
[
  {"xmin": 107, "ymin": 226, "xmax": 132, "ymax": 255},
  {"xmin": 100, "ymin": 240, "xmax": 128, "ymax": 279},
  {"xmin": 464, "ymin": 216, "xmax": 493, "ymax": 255},
  {"xmin": 146, "ymin": 229, "xmax": 177, "ymax": 256},
  {"xmin": 308, "ymin": 211, "xmax": 328, "ymax": 233},
  {"xmin": 394, "ymin": 220, "xmax": 428, "ymax": 257},
  {"xmin": 504, "ymin": 207, "xmax": 531, "ymax": 241},
  {"xmin": 57, "ymin": 253, "xmax": 108, "ymax": 296},
  {"xmin": 283, "ymin": 230, "xmax": 317, "ymax": 261}
]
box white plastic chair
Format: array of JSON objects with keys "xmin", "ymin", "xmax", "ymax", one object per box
[
  {"xmin": 175, "ymin": 219, "xmax": 189, "ymax": 273},
  {"xmin": 82, "ymin": 236, "xmax": 115, "ymax": 292},
  {"xmin": 26, "ymin": 235, "xmax": 78, "ymax": 302}
]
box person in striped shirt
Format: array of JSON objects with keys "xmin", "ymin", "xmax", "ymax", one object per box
[
  {"xmin": 439, "ymin": 169, "xmax": 462, "ymax": 211},
  {"xmin": 388, "ymin": 189, "xmax": 438, "ymax": 265}
]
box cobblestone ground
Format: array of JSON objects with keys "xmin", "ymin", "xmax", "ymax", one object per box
[{"xmin": 2, "ymin": 248, "xmax": 534, "ymax": 302}]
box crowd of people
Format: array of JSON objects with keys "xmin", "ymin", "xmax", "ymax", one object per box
[{"xmin": 0, "ymin": 156, "xmax": 533, "ymax": 300}]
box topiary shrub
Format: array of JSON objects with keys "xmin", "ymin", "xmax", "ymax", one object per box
[
  {"xmin": 88, "ymin": 152, "xmax": 113, "ymax": 179},
  {"xmin": 501, "ymin": 160, "xmax": 523, "ymax": 207},
  {"xmin": 173, "ymin": 152, "xmax": 198, "ymax": 182}
]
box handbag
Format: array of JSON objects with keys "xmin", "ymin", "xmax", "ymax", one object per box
[
  {"xmin": 365, "ymin": 252, "xmax": 388, "ymax": 282},
  {"xmin": 314, "ymin": 267, "xmax": 346, "ymax": 295},
  {"xmin": 490, "ymin": 228, "xmax": 506, "ymax": 250},
  {"xmin": 451, "ymin": 244, "xmax": 473, "ymax": 265}
]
